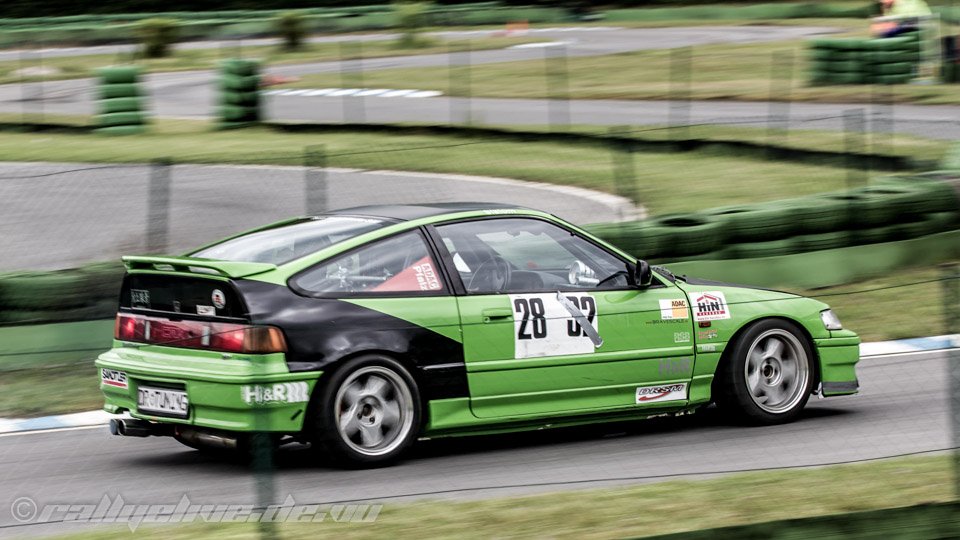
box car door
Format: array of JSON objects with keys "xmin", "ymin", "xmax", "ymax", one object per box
[{"xmin": 430, "ymin": 217, "xmax": 695, "ymax": 419}]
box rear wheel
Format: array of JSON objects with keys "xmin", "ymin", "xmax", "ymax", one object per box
[
  {"xmin": 311, "ymin": 355, "xmax": 421, "ymax": 467},
  {"xmin": 714, "ymin": 319, "xmax": 814, "ymax": 425}
]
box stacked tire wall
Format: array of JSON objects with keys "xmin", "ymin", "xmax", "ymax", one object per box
[
  {"xmin": 586, "ymin": 175, "xmax": 960, "ymax": 262},
  {"xmin": 96, "ymin": 67, "xmax": 148, "ymax": 135},
  {"xmin": 219, "ymin": 59, "xmax": 261, "ymax": 129},
  {"xmin": 0, "ymin": 263, "xmax": 124, "ymax": 325},
  {"xmin": 809, "ymin": 34, "xmax": 920, "ymax": 85}
]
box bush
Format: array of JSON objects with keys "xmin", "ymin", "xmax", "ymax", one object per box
[
  {"xmin": 393, "ymin": 1, "xmax": 431, "ymax": 48},
  {"xmin": 274, "ymin": 11, "xmax": 306, "ymax": 51},
  {"xmin": 138, "ymin": 18, "xmax": 179, "ymax": 58}
]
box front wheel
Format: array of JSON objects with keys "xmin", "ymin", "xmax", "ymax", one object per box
[
  {"xmin": 714, "ymin": 319, "xmax": 814, "ymax": 425},
  {"xmin": 311, "ymin": 355, "xmax": 421, "ymax": 467}
]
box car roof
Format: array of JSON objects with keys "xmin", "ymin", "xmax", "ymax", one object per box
[{"xmin": 323, "ymin": 203, "xmax": 533, "ymax": 222}]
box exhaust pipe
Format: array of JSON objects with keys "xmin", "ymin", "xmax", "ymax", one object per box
[
  {"xmin": 175, "ymin": 427, "xmax": 238, "ymax": 450},
  {"xmin": 109, "ymin": 418, "xmax": 173, "ymax": 438}
]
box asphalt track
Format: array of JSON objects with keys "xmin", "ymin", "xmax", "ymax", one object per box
[
  {"xmin": 3, "ymin": 25, "xmax": 959, "ymax": 140},
  {"xmin": 0, "ymin": 162, "xmax": 635, "ymax": 271},
  {"xmin": 0, "ymin": 350, "xmax": 952, "ymax": 537}
]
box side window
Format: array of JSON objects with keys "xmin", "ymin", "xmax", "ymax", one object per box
[
  {"xmin": 435, "ymin": 218, "xmax": 628, "ymax": 294},
  {"xmin": 293, "ymin": 231, "xmax": 444, "ymax": 295}
]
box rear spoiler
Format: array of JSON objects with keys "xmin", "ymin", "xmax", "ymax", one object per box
[{"xmin": 121, "ymin": 256, "xmax": 277, "ymax": 279}]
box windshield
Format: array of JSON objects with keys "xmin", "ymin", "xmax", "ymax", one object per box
[{"xmin": 190, "ymin": 216, "xmax": 387, "ymax": 265}]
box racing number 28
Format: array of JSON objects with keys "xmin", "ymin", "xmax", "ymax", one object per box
[
  {"xmin": 514, "ymin": 298, "xmax": 546, "ymax": 340},
  {"xmin": 513, "ymin": 296, "xmax": 596, "ymax": 340}
]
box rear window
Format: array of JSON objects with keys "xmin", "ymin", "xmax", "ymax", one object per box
[{"xmin": 190, "ymin": 217, "xmax": 387, "ymax": 265}]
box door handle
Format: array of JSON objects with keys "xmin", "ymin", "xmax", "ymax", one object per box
[{"xmin": 481, "ymin": 308, "xmax": 513, "ymax": 322}]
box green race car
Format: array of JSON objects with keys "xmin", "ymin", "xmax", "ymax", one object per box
[{"xmin": 98, "ymin": 203, "xmax": 860, "ymax": 466}]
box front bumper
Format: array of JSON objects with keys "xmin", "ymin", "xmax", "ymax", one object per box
[
  {"xmin": 96, "ymin": 342, "xmax": 320, "ymax": 433},
  {"xmin": 815, "ymin": 329, "xmax": 861, "ymax": 396}
]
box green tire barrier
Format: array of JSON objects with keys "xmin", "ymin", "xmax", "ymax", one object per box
[
  {"xmin": 95, "ymin": 66, "xmax": 147, "ymax": 135},
  {"xmin": 0, "ymin": 263, "xmax": 124, "ymax": 323},
  {"xmin": 649, "ymin": 214, "xmax": 726, "ymax": 258},
  {"xmin": 590, "ymin": 174, "xmax": 960, "ymax": 264},
  {"xmin": 726, "ymin": 238, "xmax": 800, "ymax": 259},
  {"xmin": 808, "ymin": 33, "xmax": 921, "ymax": 86},
  {"xmin": 218, "ymin": 59, "xmax": 261, "ymax": 129}
]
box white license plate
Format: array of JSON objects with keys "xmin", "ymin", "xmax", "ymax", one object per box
[{"xmin": 137, "ymin": 386, "xmax": 189, "ymax": 418}]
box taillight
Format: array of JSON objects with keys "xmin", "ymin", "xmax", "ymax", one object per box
[{"xmin": 114, "ymin": 313, "xmax": 287, "ymax": 354}]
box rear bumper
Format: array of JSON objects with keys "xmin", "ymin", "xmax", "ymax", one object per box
[
  {"xmin": 815, "ymin": 330, "xmax": 860, "ymax": 396},
  {"xmin": 96, "ymin": 344, "xmax": 320, "ymax": 433}
]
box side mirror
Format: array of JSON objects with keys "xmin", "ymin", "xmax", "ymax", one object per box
[{"xmin": 633, "ymin": 260, "xmax": 652, "ymax": 288}]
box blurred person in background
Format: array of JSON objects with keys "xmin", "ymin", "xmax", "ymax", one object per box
[{"xmin": 871, "ymin": 0, "xmax": 932, "ymax": 37}]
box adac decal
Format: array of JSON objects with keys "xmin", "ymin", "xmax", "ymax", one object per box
[
  {"xmin": 242, "ymin": 382, "xmax": 310, "ymax": 405},
  {"xmin": 635, "ymin": 383, "xmax": 687, "ymax": 404},
  {"xmin": 659, "ymin": 298, "xmax": 689, "ymax": 320},
  {"xmin": 101, "ymin": 369, "xmax": 128, "ymax": 389},
  {"xmin": 690, "ymin": 291, "xmax": 731, "ymax": 322}
]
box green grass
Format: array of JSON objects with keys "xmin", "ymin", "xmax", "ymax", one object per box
[
  {"xmin": 0, "ymin": 364, "xmax": 101, "ymax": 417},
  {"xmin": 0, "ymin": 320, "xmax": 113, "ymax": 372},
  {"xmin": 0, "ymin": 35, "xmax": 542, "ymax": 85},
  {"xmin": 787, "ymin": 260, "xmax": 959, "ymax": 342},
  {"xmin": 46, "ymin": 455, "xmax": 956, "ymax": 539},
  {"xmin": 274, "ymin": 25, "xmax": 960, "ymax": 106},
  {"xmin": 0, "ymin": 119, "xmax": 947, "ymax": 216}
]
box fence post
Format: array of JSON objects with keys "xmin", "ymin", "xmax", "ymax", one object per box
[
  {"xmin": 146, "ymin": 158, "xmax": 172, "ymax": 254},
  {"xmin": 843, "ymin": 108, "xmax": 867, "ymax": 189},
  {"xmin": 340, "ymin": 40, "xmax": 365, "ymax": 124},
  {"xmin": 940, "ymin": 263, "xmax": 960, "ymax": 501},
  {"xmin": 449, "ymin": 40, "xmax": 472, "ymax": 125},
  {"xmin": 669, "ymin": 47, "xmax": 692, "ymax": 142},
  {"xmin": 767, "ymin": 50, "xmax": 794, "ymax": 159},
  {"xmin": 545, "ymin": 44, "xmax": 570, "ymax": 131},
  {"xmin": 305, "ymin": 145, "xmax": 328, "ymax": 215},
  {"xmin": 608, "ymin": 126, "xmax": 639, "ymax": 220},
  {"xmin": 252, "ymin": 411, "xmax": 278, "ymax": 540}
]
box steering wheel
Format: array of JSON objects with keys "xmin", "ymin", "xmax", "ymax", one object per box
[{"xmin": 468, "ymin": 256, "xmax": 512, "ymax": 293}]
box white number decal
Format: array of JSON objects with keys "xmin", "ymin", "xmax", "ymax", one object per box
[{"xmin": 509, "ymin": 293, "xmax": 598, "ymax": 359}]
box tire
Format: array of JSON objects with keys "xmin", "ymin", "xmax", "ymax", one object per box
[
  {"xmin": 98, "ymin": 66, "xmax": 140, "ymax": 84},
  {"xmin": 310, "ymin": 355, "xmax": 421, "ymax": 467},
  {"xmin": 796, "ymin": 231, "xmax": 850, "ymax": 252},
  {"xmin": 99, "ymin": 83, "xmax": 139, "ymax": 100},
  {"xmin": 726, "ymin": 238, "xmax": 799, "ymax": 259},
  {"xmin": 713, "ymin": 319, "xmax": 815, "ymax": 425},
  {"xmin": 221, "ymin": 59, "xmax": 259, "ymax": 76},
  {"xmin": 98, "ymin": 97, "xmax": 143, "ymax": 115},
  {"xmin": 96, "ymin": 112, "xmax": 145, "ymax": 128},
  {"xmin": 651, "ymin": 213, "xmax": 725, "ymax": 258}
]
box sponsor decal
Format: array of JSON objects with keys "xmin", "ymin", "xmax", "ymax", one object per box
[
  {"xmin": 673, "ymin": 331, "xmax": 691, "ymax": 343},
  {"xmin": 100, "ymin": 369, "xmax": 128, "ymax": 389},
  {"xmin": 658, "ymin": 357, "xmax": 691, "ymax": 377},
  {"xmin": 196, "ymin": 305, "xmax": 215, "ymax": 316},
  {"xmin": 242, "ymin": 382, "xmax": 310, "ymax": 405},
  {"xmin": 697, "ymin": 329, "xmax": 719, "ymax": 340},
  {"xmin": 691, "ymin": 291, "xmax": 731, "ymax": 322},
  {"xmin": 635, "ymin": 383, "xmax": 687, "ymax": 404},
  {"xmin": 130, "ymin": 289, "xmax": 150, "ymax": 309},
  {"xmin": 509, "ymin": 293, "xmax": 598, "ymax": 359},
  {"xmin": 659, "ymin": 299, "xmax": 689, "ymax": 320},
  {"xmin": 211, "ymin": 289, "xmax": 227, "ymax": 309},
  {"xmin": 699, "ymin": 344, "xmax": 718, "ymax": 353},
  {"xmin": 373, "ymin": 256, "xmax": 443, "ymax": 292},
  {"xmin": 645, "ymin": 319, "xmax": 687, "ymax": 325}
]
